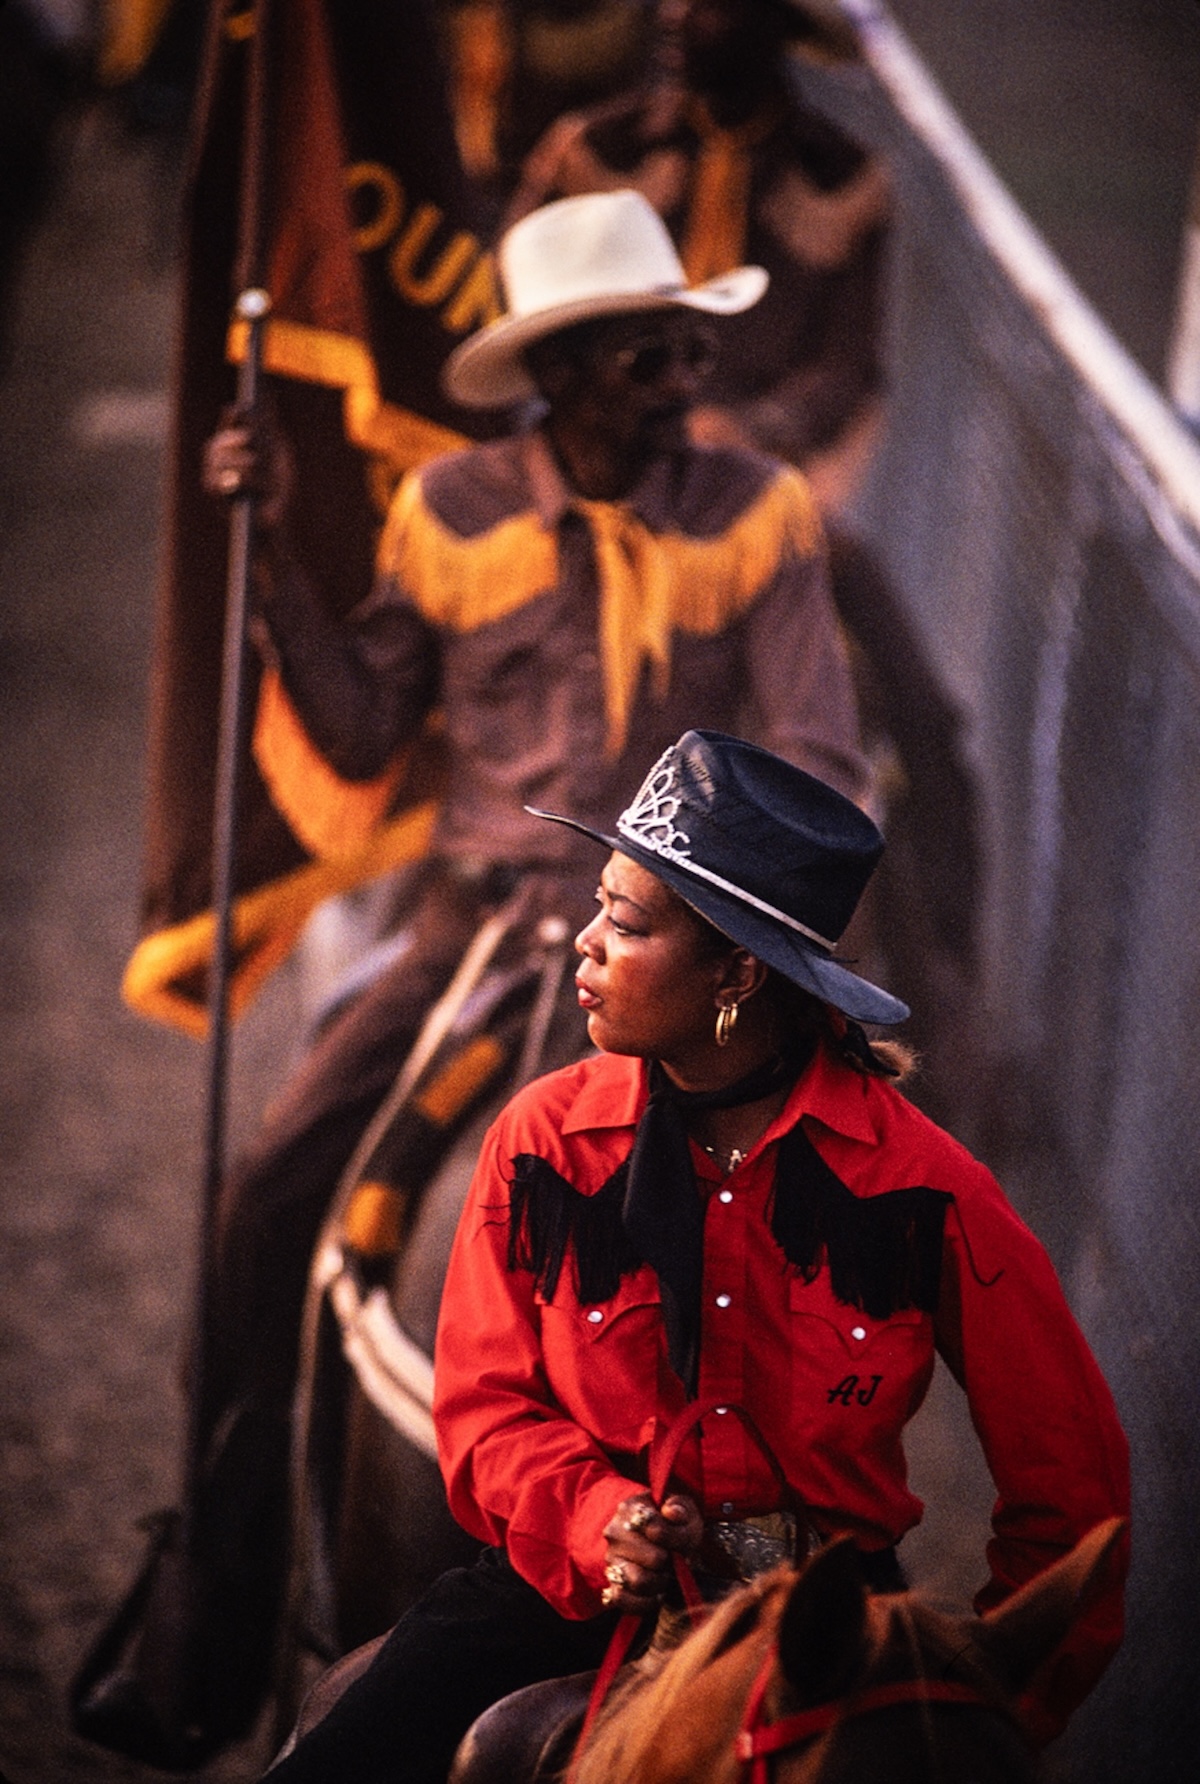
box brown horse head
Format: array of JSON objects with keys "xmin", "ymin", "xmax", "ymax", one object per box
[{"xmin": 572, "ymin": 1517, "xmax": 1126, "ymax": 1784}]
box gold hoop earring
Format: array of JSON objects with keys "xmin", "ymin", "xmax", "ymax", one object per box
[{"xmin": 715, "ymin": 1001, "xmax": 739, "ymax": 1047}]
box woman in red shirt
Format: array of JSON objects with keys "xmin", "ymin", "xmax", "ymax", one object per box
[{"xmin": 267, "ymin": 728, "xmax": 1128, "ymax": 1784}]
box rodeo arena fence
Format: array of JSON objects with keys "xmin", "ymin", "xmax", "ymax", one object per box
[{"xmin": 297, "ymin": 6, "xmax": 1200, "ymax": 1780}]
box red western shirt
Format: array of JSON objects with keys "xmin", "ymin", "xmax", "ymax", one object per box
[{"xmin": 433, "ymin": 1043, "xmax": 1129, "ymax": 1741}]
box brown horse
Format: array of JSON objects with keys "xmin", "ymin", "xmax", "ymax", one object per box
[{"xmin": 451, "ymin": 1518, "xmax": 1125, "ymax": 1784}]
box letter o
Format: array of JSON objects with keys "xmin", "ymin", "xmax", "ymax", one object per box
[{"xmin": 346, "ymin": 162, "xmax": 404, "ymax": 253}]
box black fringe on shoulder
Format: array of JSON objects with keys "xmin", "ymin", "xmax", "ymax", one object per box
[
  {"xmin": 506, "ymin": 1132, "xmax": 951, "ymax": 1321},
  {"xmin": 507, "ymin": 1154, "xmax": 641, "ymax": 1305},
  {"xmin": 769, "ymin": 1124, "xmax": 950, "ymax": 1319}
]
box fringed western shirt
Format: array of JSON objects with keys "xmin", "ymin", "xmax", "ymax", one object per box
[
  {"xmin": 256, "ymin": 429, "xmax": 870, "ymax": 874},
  {"xmin": 433, "ymin": 1041, "xmax": 1129, "ymax": 1744}
]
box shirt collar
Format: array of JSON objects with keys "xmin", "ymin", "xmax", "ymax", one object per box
[
  {"xmin": 523, "ymin": 426, "xmax": 574, "ymax": 529},
  {"xmin": 559, "ymin": 1041, "xmax": 882, "ymax": 1146},
  {"xmin": 766, "ymin": 1039, "xmax": 881, "ymax": 1149},
  {"xmin": 561, "ymin": 1051, "xmax": 648, "ymax": 1135},
  {"xmin": 522, "ymin": 425, "xmax": 685, "ymax": 534}
]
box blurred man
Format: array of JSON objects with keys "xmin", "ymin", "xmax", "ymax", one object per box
[
  {"xmin": 509, "ymin": 0, "xmax": 888, "ymax": 512},
  {"xmin": 439, "ymin": 0, "xmax": 653, "ymax": 216}
]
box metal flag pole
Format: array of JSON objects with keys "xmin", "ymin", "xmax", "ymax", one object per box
[
  {"xmin": 65, "ymin": 6, "xmax": 282, "ymax": 1766},
  {"xmin": 184, "ymin": 0, "xmax": 275, "ymax": 1515}
]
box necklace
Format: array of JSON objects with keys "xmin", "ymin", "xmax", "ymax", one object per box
[{"xmin": 701, "ymin": 1142, "xmax": 746, "ymax": 1174}]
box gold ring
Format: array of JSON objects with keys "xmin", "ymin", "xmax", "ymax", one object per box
[
  {"xmin": 624, "ymin": 1501, "xmax": 654, "ymax": 1533},
  {"xmin": 604, "ymin": 1561, "xmax": 628, "ymax": 1588},
  {"xmin": 601, "ymin": 1583, "xmax": 622, "ymax": 1607},
  {"xmin": 219, "ymin": 468, "xmax": 240, "ymax": 494}
]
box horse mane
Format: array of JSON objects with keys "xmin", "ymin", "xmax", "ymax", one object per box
[{"xmin": 572, "ymin": 1573, "xmax": 792, "ymax": 1784}]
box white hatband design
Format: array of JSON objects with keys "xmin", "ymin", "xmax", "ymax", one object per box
[{"xmin": 616, "ymin": 751, "xmax": 837, "ymax": 954}]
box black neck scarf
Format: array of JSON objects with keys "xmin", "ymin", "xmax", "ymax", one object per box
[{"xmin": 622, "ymin": 1044, "xmax": 813, "ymax": 1396}]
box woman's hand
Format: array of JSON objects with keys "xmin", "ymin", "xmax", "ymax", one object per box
[{"xmin": 600, "ymin": 1492, "xmax": 703, "ymax": 1614}]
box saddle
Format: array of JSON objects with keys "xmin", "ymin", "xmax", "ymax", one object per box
[{"xmin": 267, "ymin": 1634, "xmax": 602, "ymax": 1784}]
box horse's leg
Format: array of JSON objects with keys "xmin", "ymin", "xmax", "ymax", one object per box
[
  {"xmin": 324, "ymin": 964, "xmax": 586, "ymax": 1651},
  {"xmin": 275, "ymin": 939, "xmax": 552, "ymax": 1708},
  {"xmin": 327, "ymin": 1097, "xmax": 517, "ymax": 1652}
]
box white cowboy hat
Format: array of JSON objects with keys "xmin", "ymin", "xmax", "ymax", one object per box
[{"xmin": 443, "ymin": 190, "xmax": 768, "ymax": 409}]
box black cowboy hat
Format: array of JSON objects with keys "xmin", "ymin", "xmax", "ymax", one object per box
[{"xmin": 529, "ymin": 729, "xmax": 909, "ymax": 1027}]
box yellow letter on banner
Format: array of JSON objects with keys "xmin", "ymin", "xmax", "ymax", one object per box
[
  {"xmin": 390, "ymin": 205, "xmax": 479, "ymax": 307},
  {"xmin": 348, "ymin": 162, "xmax": 405, "ymax": 252}
]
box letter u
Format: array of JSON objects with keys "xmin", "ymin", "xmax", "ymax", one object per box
[{"xmin": 390, "ymin": 206, "xmax": 478, "ymax": 305}]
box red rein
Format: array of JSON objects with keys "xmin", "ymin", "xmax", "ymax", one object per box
[
  {"xmin": 735, "ymin": 1643, "xmax": 990, "ymax": 1783},
  {"xmin": 572, "ymin": 1402, "xmax": 995, "ymax": 1784}
]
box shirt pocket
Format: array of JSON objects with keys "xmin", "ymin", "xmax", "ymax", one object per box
[
  {"xmin": 786, "ymin": 1271, "xmax": 934, "ymax": 1436},
  {"xmin": 443, "ymin": 590, "xmax": 579, "ymax": 767},
  {"xmin": 538, "ymin": 1269, "xmax": 662, "ymax": 1453}
]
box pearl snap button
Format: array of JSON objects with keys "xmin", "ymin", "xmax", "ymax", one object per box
[
  {"xmin": 715, "ymin": 1405, "xmax": 729, "ymax": 1415},
  {"xmin": 587, "ymin": 1309, "xmax": 603, "ymax": 1323},
  {"xmin": 851, "ymin": 1325, "xmax": 866, "ymax": 1340},
  {"xmin": 715, "ymin": 1293, "xmax": 732, "ymax": 1309},
  {"xmin": 718, "ymin": 1189, "xmax": 733, "ymax": 1204}
]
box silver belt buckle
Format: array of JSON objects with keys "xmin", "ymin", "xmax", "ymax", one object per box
[{"xmin": 708, "ymin": 1511, "xmax": 798, "ymax": 1582}]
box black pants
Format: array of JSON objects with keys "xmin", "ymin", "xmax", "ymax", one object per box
[{"xmin": 263, "ymin": 1550, "xmax": 620, "ymax": 1784}]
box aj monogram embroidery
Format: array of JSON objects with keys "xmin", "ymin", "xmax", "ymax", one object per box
[{"xmin": 827, "ymin": 1373, "xmax": 883, "ymax": 1407}]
